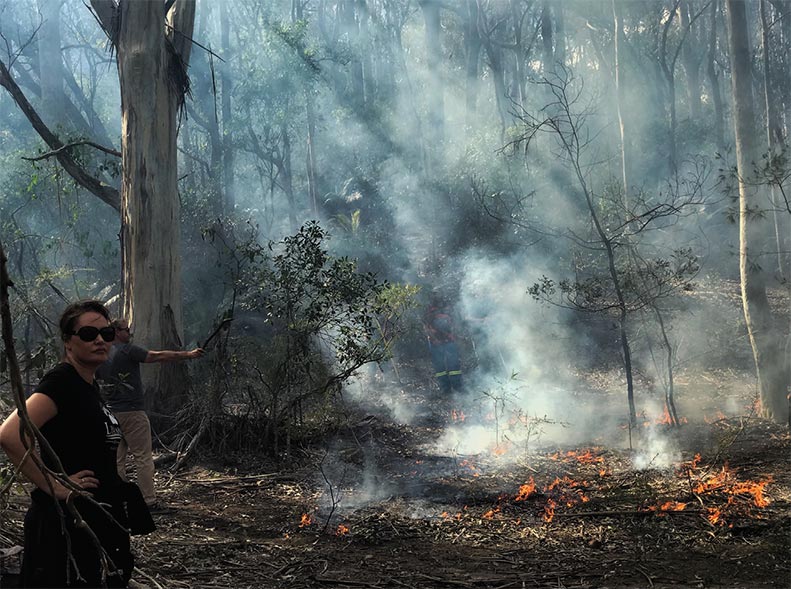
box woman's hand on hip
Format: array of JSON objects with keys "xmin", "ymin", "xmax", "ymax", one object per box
[{"xmin": 52, "ymin": 469, "xmax": 99, "ymax": 500}]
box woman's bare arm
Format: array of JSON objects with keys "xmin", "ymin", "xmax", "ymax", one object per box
[{"xmin": 0, "ymin": 393, "xmax": 97, "ymax": 498}]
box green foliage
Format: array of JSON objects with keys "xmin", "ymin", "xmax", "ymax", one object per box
[
  {"xmin": 529, "ymin": 248, "xmax": 699, "ymax": 315},
  {"xmin": 196, "ymin": 220, "xmax": 416, "ymax": 452},
  {"xmin": 247, "ymin": 221, "xmax": 388, "ymax": 368},
  {"xmin": 716, "ymin": 147, "xmax": 791, "ymax": 223}
]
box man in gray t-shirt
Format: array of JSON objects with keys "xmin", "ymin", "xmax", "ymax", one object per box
[
  {"xmin": 102, "ymin": 342, "xmax": 149, "ymax": 411},
  {"xmin": 98, "ymin": 318, "xmax": 204, "ymax": 508}
]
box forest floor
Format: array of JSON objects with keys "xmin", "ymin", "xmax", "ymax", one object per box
[
  {"xmin": 141, "ymin": 368, "xmax": 788, "ymax": 589},
  {"xmin": 1, "ymin": 369, "xmax": 789, "ymax": 589}
]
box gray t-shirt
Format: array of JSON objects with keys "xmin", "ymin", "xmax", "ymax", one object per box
[{"xmin": 97, "ymin": 343, "xmax": 149, "ymax": 412}]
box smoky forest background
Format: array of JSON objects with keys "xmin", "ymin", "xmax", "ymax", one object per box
[{"xmin": 0, "ymin": 1, "xmax": 789, "ymax": 588}]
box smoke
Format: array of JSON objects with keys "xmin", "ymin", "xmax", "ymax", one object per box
[
  {"xmin": 632, "ymin": 428, "xmax": 682, "ymax": 470},
  {"xmin": 0, "ymin": 1, "xmax": 772, "ymax": 527}
]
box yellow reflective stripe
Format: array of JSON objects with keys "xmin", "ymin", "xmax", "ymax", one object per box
[
  {"xmin": 435, "ymin": 371, "xmax": 448, "ymax": 377},
  {"xmin": 447, "ymin": 370, "xmax": 462, "ymax": 376}
]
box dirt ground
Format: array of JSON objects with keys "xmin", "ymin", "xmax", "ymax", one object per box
[{"xmin": 2, "ymin": 369, "xmax": 790, "ymax": 589}]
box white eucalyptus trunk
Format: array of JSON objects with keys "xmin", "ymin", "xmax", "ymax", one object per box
[
  {"xmin": 91, "ymin": 0, "xmax": 196, "ymax": 414},
  {"xmin": 726, "ymin": 0, "xmax": 790, "ymax": 423}
]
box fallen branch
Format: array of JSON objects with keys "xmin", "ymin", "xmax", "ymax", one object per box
[
  {"xmin": 176, "ymin": 473, "xmax": 280, "ymax": 484},
  {"xmin": 133, "ymin": 566, "xmax": 166, "ymax": 589},
  {"xmin": 171, "ymin": 416, "xmax": 208, "ymax": 471},
  {"xmin": 313, "ymin": 576, "xmax": 381, "ymax": 587}
]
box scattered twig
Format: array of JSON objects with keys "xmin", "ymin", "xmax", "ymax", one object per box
[
  {"xmin": 386, "ymin": 577, "xmax": 419, "ymax": 589},
  {"xmin": 414, "ymin": 573, "xmax": 474, "ymax": 587},
  {"xmin": 636, "ymin": 566, "xmax": 654, "ymax": 588},
  {"xmin": 133, "ymin": 567, "xmax": 165, "ymax": 589},
  {"xmin": 176, "ymin": 473, "xmax": 280, "ymax": 484},
  {"xmin": 313, "ymin": 576, "xmax": 381, "ymax": 587},
  {"xmin": 553, "ymin": 509, "xmax": 704, "ymax": 518}
]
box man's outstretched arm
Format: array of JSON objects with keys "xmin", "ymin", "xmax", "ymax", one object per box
[{"xmin": 144, "ymin": 348, "xmax": 204, "ymax": 363}]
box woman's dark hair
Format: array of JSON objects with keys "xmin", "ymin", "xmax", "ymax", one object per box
[{"xmin": 59, "ymin": 300, "xmax": 111, "ymax": 341}]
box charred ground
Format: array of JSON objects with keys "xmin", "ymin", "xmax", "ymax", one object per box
[{"xmin": 1, "ymin": 370, "xmax": 789, "ymax": 589}]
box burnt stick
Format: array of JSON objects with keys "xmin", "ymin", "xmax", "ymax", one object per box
[{"xmin": 202, "ymin": 317, "xmax": 233, "ymax": 349}]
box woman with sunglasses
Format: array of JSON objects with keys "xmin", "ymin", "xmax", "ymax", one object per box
[{"xmin": 0, "ymin": 300, "xmax": 149, "ymax": 587}]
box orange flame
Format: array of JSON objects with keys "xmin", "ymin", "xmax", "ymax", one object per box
[
  {"xmin": 731, "ymin": 479, "xmax": 772, "ymax": 508},
  {"xmin": 336, "ymin": 524, "xmax": 350, "ymax": 536},
  {"xmin": 482, "ymin": 507, "xmax": 500, "ymax": 520},
  {"xmin": 491, "ymin": 442, "xmax": 511, "ymax": 456},
  {"xmin": 704, "ymin": 411, "xmax": 727, "ymax": 424},
  {"xmin": 299, "ymin": 513, "xmax": 313, "ymax": 527},
  {"xmin": 687, "ymin": 460, "xmax": 772, "ymax": 526},
  {"xmin": 657, "ymin": 406, "xmax": 674, "ymax": 425},
  {"xmin": 451, "ymin": 409, "xmax": 466, "ymax": 422},
  {"xmin": 543, "ymin": 499, "xmax": 557, "ymax": 522},
  {"xmin": 441, "ymin": 510, "xmax": 464, "ymax": 521},
  {"xmin": 515, "ymin": 478, "xmax": 537, "ymax": 501},
  {"xmin": 649, "ymin": 501, "xmax": 688, "ymax": 515},
  {"xmin": 459, "ymin": 459, "xmax": 481, "ymax": 477},
  {"xmin": 549, "ymin": 449, "xmax": 605, "ymax": 464}
]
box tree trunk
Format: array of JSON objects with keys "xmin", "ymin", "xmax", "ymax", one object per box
[
  {"xmin": 555, "ymin": 3, "xmax": 566, "ymax": 68},
  {"xmin": 292, "ymin": 5, "xmax": 320, "ymax": 219},
  {"xmin": 760, "ymin": 0, "xmax": 788, "ymax": 281},
  {"xmin": 357, "ymin": 0, "xmax": 373, "ymax": 108},
  {"xmin": 281, "ymin": 121, "xmax": 298, "ymax": 231},
  {"xmin": 36, "ymin": 0, "xmax": 65, "ymax": 125},
  {"xmin": 419, "ymin": 0, "xmax": 445, "ymax": 149},
  {"xmin": 464, "ymin": 0, "xmax": 481, "ymax": 125},
  {"xmin": 220, "ymin": 0, "xmax": 235, "ymax": 214},
  {"xmin": 305, "ymin": 88, "xmax": 320, "ymax": 218},
  {"xmin": 706, "ymin": 0, "xmax": 726, "ymax": 151},
  {"xmin": 660, "ymin": 2, "xmax": 679, "ymax": 175},
  {"xmin": 156, "ymin": 305, "xmax": 190, "ymax": 415},
  {"xmin": 773, "ymin": 0, "xmax": 791, "ymax": 138},
  {"xmin": 509, "ymin": 0, "xmax": 526, "ymax": 110},
  {"xmin": 541, "ymin": 1, "xmax": 554, "ymax": 74},
  {"xmin": 482, "ymin": 38, "xmax": 509, "ymax": 137},
  {"xmin": 681, "ymin": 0, "xmax": 703, "ymax": 119},
  {"xmin": 612, "ymin": 0, "xmax": 630, "ymax": 199},
  {"xmin": 106, "ymin": 0, "xmax": 196, "ymax": 417},
  {"xmin": 725, "ymin": 0, "xmax": 790, "ymax": 424},
  {"xmin": 338, "ymin": 0, "xmax": 365, "ymax": 110}
]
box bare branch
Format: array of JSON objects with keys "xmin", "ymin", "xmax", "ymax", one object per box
[
  {"xmin": 0, "ymin": 58, "xmax": 120, "ymax": 212},
  {"xmin": 21, "ymin": 140, "xmax": 121, "ymax": 161}
]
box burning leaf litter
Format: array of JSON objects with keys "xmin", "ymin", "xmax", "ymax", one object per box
[{"xmin": 297, "ymin": 443, "xmax": 776, "ymax": 537}]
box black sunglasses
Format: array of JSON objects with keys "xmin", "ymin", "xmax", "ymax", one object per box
[{"xmin": 70, "ymin": 326, "xmax": 116, "ymax": 342}]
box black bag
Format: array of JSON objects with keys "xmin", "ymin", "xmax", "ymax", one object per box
[{"xmin": 119, "ymin": 482, "xmax": 156, "ymax": 535}]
